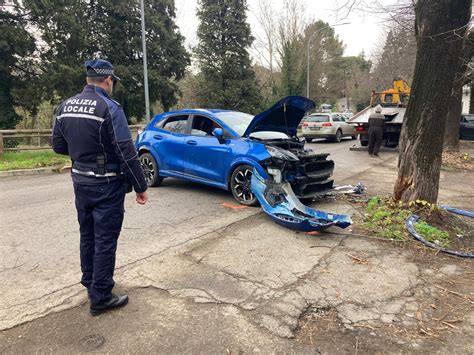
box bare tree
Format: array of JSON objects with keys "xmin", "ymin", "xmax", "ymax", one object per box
[
  {"xmin": 371, "ymin": 26, "xmax": 417, "ymax": 90},
  {"xmin": 251, "ymin": 0, "xmax": 280, "ymax": 105},
  {"xmin": 252, "ymin": 0, "xmax": 307, "ymax": 100},
  {"xmin": 253, "ymin": 0, "xmax": 278, "ymax": 76},
  {"xmin": 338, "ymin": 0, "xmax": 473, "ymax": 202},
  {"xmin": 275, "ymin": 0, "xmax": 307, "ymax": 74},
  {"xmin": 443, "ymin": 30, "xmax": 474, "ymax": 152},
  {"xmin": 394, "ymin": 0, "xmax": 472, "ymax": 202}
]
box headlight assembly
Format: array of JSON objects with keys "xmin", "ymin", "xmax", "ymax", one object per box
[{"xmin": 266, "ymin": 146, "xmax": 299, "ymax": 162}]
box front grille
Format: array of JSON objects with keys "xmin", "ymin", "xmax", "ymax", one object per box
[
  {"xmin": 292, "ymin": 179, "xmax": 334, "ymax": 198},
  {"xmin": 304, "ymin": 160, "xmax": 334, "ymax": 175}
]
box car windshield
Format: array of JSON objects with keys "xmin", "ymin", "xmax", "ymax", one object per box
[
  {"xmin": 214, "ymin": 112, "xmax": 254, "ymax": 136},
  {"xmin": 464, "ymin": 115, "xmax": 474, "ymax": 122},
  {"xmin": 307, "ymin": 115, "xmax": 330, "ymax": 122}
]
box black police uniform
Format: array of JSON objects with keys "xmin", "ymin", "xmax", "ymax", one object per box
[
  {"xmin": 368, "ymin": 112, "xmax": 385, "ymax": 156},
  {"xmin": 52, "ymin": 61, "xmax": 147, "ymax": 306}
]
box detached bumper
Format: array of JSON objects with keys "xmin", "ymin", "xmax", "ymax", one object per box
[{"xmin": 251, "ymin": 168, "xmax": 352, "ymax": 232}]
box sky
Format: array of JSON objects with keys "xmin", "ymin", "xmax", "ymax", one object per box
[{"xmin": 174, "ymin": 0, "xmax": 396, "ymax": 63}]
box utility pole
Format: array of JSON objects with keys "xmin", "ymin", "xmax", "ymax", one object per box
[{"xmin": 140, "ymin": 0, "xmax": 150, "ymax": 123}]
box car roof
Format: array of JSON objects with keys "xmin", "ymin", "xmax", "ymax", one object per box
[
  {"xmin": 150, "ymin": 108, "xmax": 234, "ymax": 121},
  {"xmin": 171, "ymin": 108, "xmax": 235, "ymax": 114},
  {"xmin": 153, "ymin": 108, "xmax": 246, "ymax": 120}
]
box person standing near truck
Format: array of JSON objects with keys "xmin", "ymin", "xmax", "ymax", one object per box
[{"xmin": 368, "ymin": 105, "xmax": 385, "ymax": 156}]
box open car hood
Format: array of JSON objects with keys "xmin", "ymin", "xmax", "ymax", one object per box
[{"xmin": 243, "ymin": 96, "xmax": 315, "ymax": 137}]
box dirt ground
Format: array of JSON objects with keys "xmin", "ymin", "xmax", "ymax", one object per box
[
  {"xmin": 296, "ymin": 141, "xmax": 474, "ymax": 354},
  {"xmin": 295, "ymin": 234, "xmax": 474, "ymax": 354},
  {"xmin": 1, "ymin": 140, "xmax": 472, "ymax": 354}
]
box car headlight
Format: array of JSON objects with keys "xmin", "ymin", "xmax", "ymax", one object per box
[{"xmin": 266, "ymin": 146, "xmax": 299, "ymax": 162}]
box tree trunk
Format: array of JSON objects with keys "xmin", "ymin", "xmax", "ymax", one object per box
[
  {"xmin": 26, "ymin": 110, "xmax": 39, "ymax": 146},
  {"xmin": 443, "ymin": 30, "xmax": 474, "ymax": 152},
  {"xmin": 444, "ymin": 85, "xmax": 462, "ymax": 152},
  {"xmin": 470, "ymin": 82, "xmax": 474, "ymax": 114},
  {"xmin": 394, "ymin": 0, "xmax": 471, "ymax": 203}
]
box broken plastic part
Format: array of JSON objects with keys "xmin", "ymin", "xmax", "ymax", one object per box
[
  {"xmin": 251, "ymin": 168, "xmax": 352, "ymax": 232},
  {"xmin": 333, "ymin": 182, "xmax": 365, "ymax": 195},
  {"xmin": 439, "ymin": 205, "xmax": 474, "ymax": 218}
]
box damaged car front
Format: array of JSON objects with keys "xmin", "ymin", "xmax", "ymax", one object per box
[
  {"xmin": 136, "ymin": 96, "xmax": 351, "ymax": 231},
  {"xmin": 242, "ymin": 96, "xmax": 352, "ymax": 231}
]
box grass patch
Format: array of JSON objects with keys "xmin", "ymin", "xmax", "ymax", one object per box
[
  {"xmin": 0, "ymin": 150, "xmax": 71, "ymax": 171},
  {"xmin": 359, "ymin": 197, "xmax": 472, "ymax": 252},
  {"xmin": 362, "ymin": 197, "xmax": 460, "ymax": 243},
  {"xmin": 414, "ymin": 220, "xmax": 450, "ymax": 248},
  {"xmin": 363, "ymin": 197, "xmax": 412, "ymax": 240}
]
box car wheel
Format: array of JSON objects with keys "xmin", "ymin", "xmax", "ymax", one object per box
[
  {"xmin": 140, "ymin": 152, "xmax": 163, "ymax": 187},
  {"xmin": 334, "ymin": 130, "xmax": 342, "ymax": 143},
  {"xmin": 306, "ymin": 138, "xmax": 313, "ymax": 143},
  {"xmin": 230, "ymin": 165, "xmax": 258, "ymax": 206}
]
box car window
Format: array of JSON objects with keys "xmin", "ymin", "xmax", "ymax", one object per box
[
  {"xmin": 160, "ymin": 115, "xmax": 189, "ymax": 134},
  {"xmin": 307, "ymin": 115, "xmax": 329, "ymax": 122},
  {"xmin": 463, "ymin": 115, "xmax": 474, "ymax": 123},
  {"xmin": 191, "ymin": 115, "xmax": 223, "ymax": 136},
  {"xmin": 214, "ymin": 112, "xmax": 254, "ymax": 136},
  {"xmin": 332, "ymin": 115, "xmax": 341, "ymax": 122}
]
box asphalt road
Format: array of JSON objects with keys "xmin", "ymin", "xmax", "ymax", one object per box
[{"xmin": 0, "ymin": 139, "xmax": 397, "ymax": 330}]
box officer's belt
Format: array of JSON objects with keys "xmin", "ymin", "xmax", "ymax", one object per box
[{"xmin": 72, "ymin": 162, "xmax": 121, "ymax": 178}]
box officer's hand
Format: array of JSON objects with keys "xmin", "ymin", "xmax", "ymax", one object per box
[{"xmin": 136, "ymin": 191, "xmax": 149, "ymax": 205}]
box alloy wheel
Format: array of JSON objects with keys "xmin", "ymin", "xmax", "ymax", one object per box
[
  {"xmin": 233, "ymin": 168, "xmax": 255, "ymax": 202},
  {"xmin": 141, "ymin": 156, "xmax": 155, "ymax": 183}
]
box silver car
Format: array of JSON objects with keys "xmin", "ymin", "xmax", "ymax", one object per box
[{"xmin": 302, "ymin": 113, "xmax": 356, "ymax": 143}]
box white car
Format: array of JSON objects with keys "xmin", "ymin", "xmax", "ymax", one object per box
[{"xmin": 302, "ymin": 112, "xmax": 356, "ymax": 143}]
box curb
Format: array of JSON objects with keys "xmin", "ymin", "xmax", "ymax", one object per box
[
  {"xmin": 0, "ymin": 166, "xmax": 71, "ymax": 178},
  {"xmin": 349, "ymin": 145, "xmax": 399, "ymax": 152}
]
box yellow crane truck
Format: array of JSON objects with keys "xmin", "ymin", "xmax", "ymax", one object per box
[{"xmin": 349, "ymin": 78, "xmax": 410, "ymax": 148}]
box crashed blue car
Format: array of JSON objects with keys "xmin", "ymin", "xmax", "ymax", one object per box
[{"xmin": 136, "ymin": 96, "xmax": 351, "ymax": 231}]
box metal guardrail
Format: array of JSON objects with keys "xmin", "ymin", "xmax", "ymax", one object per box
[{"xmin": 0, "ymin": 125, "xmax": 144, "ymax": 158}]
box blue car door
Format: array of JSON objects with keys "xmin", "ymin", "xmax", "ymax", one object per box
[
  {"xmin": 183, "ymin": 114, "xmax": 231, "ymax": 185},
  {"xmin": 151, "ymin": 114, "xmax": 189, "ymax": 175}
]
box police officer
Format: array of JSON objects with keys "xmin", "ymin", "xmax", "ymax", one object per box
[
  {"xmin": 368, "ymin": 105, "xmax": 385, "ymax": 157},
  {"xmin": 53, "ymin": 59, "xmax": 148, "ymax": 316}
]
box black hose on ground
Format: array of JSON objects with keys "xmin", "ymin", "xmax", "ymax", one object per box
[{"xmin": 406, "ymin": 215, "xmax": 474, "ymax": 258}]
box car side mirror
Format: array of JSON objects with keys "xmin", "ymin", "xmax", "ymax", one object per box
[{"xmin": 213, "ymin": 128, "xmax": 226, "ymax": 144}]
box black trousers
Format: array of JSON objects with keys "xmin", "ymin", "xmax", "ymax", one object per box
[
  {"xmin": 73, "ymin": 180, "xmax": 125, "ymax": 305},
  {"xmin": 368, "ymin": 127, "xmax": 383, "ymax": 155}
]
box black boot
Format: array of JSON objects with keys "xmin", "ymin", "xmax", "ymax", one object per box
[{"xmin": 90, "ymin": 293, "xmax": 129, "ymax": 316}]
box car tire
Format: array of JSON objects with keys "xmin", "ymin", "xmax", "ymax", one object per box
[
  {"xmin": 334, "ymin": 130, "xmax": 342, "ymax": 143},
  {"xmin": 140, "ymin": 152, "xmax": 163, "ymax": 187},
  {"xmin": 230, "ymin": 165, "xmax": 258, "ymax": 206},
  {"xmin": 305, "ymin": 138, "xmax": 313, "ymax": 143}
]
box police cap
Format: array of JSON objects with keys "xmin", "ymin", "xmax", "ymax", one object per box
[{"xmin": 85, "ymin": 59, "xmax": 121, "ymax": 81}]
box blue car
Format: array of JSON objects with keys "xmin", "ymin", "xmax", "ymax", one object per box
[{"xmin": 136, "ymin": 96, "xmax": 335, "ymax": 206}]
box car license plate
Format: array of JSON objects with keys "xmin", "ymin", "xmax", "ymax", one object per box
[{"xmin": 310, "ymin": 127, "xmax": 320, "ymax": 130}]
